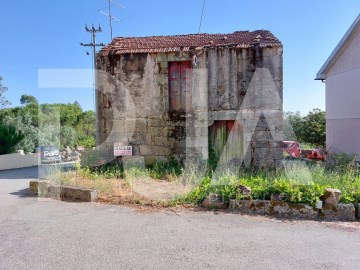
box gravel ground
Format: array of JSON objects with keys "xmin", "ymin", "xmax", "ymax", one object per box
[{"xmin": 1, "ymin": 167, "xmax": 360, "ymax": 270}]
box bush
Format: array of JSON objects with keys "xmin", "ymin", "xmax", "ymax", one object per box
[
  {"xmin": 0, "ymin": 124, "xmax": 24, "ymax": 154},
  {"xmin": 183, "ymin": 162, "xmax": 360, "ymax": 207},
  {"xmin": 77, "ymin": 135, "xmax": 96, "ymax": 148},
  {"xmin": 147, "ymin": 158, "xmax": 182, "ymax": 179}
]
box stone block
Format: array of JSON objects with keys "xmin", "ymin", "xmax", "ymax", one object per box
[
  {"xmin": 48, "ymin": 185, "xmax": 62, "ymax": 199},
  {"xmin": 230, "ymin": 199, "xmax": 318, "ymax": 219},
  {"xmin": 202, "ymin": 196, "xmax": 228, "ymax": 209},
  {"xmin": 235, "ymin": 184, "xmax": 252, "ymax": 199},
  {"xmin": 105, "ymin": 132, "xmax": 128, "ymax": 142},
  {"xmin": 111, "ymin": 120, "xmax": 126, "ymax": 132},
  {"xmin": 134, "ymin": 119, "xmax": 147, "ymax": 133},
  {"xmin": 322, "ymin": 188, "xmax": 341, "ymax": 205},
  {"xmin": 29, "ymin": 180, "xmax": 49, "ymax": 196},
  {"xmin": 250, "ymin": 141, "xmax": 269, "ymax": 148},
  {"xmin": 186, "ymin": 136, "xmax": 208, "ymax": 148},
  {"xmin": 129, "ymin": 133, "xmax": 145, "ymax": 145},
  {"xmin": 270, "ymin": 201, "xmax": 318, "ymax": 219},
  {"xmin": 320, "ymin": 203, "xmax": 355, "ymax": 221},
  {"xmin": 147, "ymin": 119, "xmax": 165, "ymax": 127},
  {"xmin": 252, "ymin": 131, "xmax": 272, "ymax": 141},
  {"xmin": 60, "ymin": 186, "xmax": 98, "ymax": 202},
  {"xmin": 139, "ymin": 145, "xmax": 170, "ymax": 156},
  {"xmin": 153, "ymin": 136, "xmax": 172, "ymax": 146},
  {"xmin": 355, "ymin": 203, "xmax": 360, "ymax": 220},
  {"xmin": 147, "ymin": 127, "xmax": 164, "ymax": 137},
  {"xmin": 230, "ymin": 199, "xmax": 271, "ymax": 215}
]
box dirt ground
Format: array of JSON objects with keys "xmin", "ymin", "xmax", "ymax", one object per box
[{"xmin": 57, "ymin": 172, "xmax": 193, "ymax": 208}]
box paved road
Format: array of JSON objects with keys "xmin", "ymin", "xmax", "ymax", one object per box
[{"xmin": 1, "ymin": 167, "xmax": 360, "ymax": 270}]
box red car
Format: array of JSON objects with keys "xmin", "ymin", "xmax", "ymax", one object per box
[{"xmin": 282, "ymin": 141, "xmax": 301, "ymax": 158}]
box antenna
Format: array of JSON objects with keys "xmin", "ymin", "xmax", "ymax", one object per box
[{"xmin": 98, "ymin": 0, "xmax": 124, "ymax": 40}]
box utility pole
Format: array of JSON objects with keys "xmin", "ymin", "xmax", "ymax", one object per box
[
  {"xmin": 80, "ymin": 24, "xmax": 104, "ymax": 145},
  {"xmin": 80, "ymin": 24, "xmax": 104, "ymax": 72}
]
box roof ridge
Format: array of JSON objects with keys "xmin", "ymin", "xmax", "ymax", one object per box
[
  {"xmin": 112, "ymin": 30, "xmax": 270, "ymax": 40},
  {"xmin": 101, "ymin": 29, "xmax": 281, "ymax": 55}
]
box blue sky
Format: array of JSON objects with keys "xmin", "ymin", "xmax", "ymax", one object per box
[{"xmin": 0, "ymin": 0, "xmax": 359, "ymax": 114}]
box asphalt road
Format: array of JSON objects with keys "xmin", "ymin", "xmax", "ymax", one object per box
[{"xmin": 1, "ymin": 167, "xmax": 360, "ymax": 270}]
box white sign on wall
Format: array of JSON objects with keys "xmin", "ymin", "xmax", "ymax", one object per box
[{"xmin": 114, "ymin": 142, "xmax": 132, "ymax": 156}]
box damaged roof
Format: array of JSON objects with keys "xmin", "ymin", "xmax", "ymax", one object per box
[{"xmin": 100, "ymin": 30, "xmax": 282, "ymax": 55}]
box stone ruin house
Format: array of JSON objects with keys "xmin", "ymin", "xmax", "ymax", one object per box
[{"xmin": 96, "ymin": 30, "xmax": 283, "ymax": 168}]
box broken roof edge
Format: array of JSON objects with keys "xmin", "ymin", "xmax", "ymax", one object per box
[
  {"xmin": 99, "ymin": 30, "xmax": 282, "ymax": 56},
  {"xmin": 315, "ymin": 13, "xmax": 360, "ymax": 80}
]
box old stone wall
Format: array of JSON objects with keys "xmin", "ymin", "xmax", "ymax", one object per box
[{"xmin": 96, "ymin": 45, "xmax": 283, "ymax": 166}]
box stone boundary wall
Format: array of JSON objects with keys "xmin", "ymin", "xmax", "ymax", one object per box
[
  {"xmin": 29, "ymin": 180, "xmax": 97, "ymax": 202},
  {"xmin": 225, "ymin": 199, "xmax": 356, "ymax": 221},
  {"xmin": 0, "ymin": 151, "xmax": 40, "ymax": 171}
]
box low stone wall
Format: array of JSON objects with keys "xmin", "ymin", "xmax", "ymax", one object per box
[
  {"xmin": 229, "ymin": 199, "xmax": 356, "ymax": 221},
  {"xmin": 0, "ymin": 151, "xmax": 40, "ymax": 170},
  {"xmin": 355, "ymin": 203, "xmax": 360, "ymax": 220},
  {"xmin": 29, "ymin": 180, "xmax": 97, "ymax": 202}
]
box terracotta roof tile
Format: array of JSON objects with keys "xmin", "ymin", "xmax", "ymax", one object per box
[{"xmin": 100, "ymin": 30, "xmax": 281, "ymax": 55}]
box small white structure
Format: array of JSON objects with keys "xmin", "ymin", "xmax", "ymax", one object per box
[
  {"xmin": 316, "ymin": 14, "xmax": 360, "ymax": 160},
  {"xmin": 0, "ymin": 151, "xmax": 40, "ymax": 171}
]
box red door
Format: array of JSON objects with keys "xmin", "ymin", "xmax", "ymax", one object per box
[{"xmin": 209, "ymin": 120, "xmax": 244, "ymax": 164}]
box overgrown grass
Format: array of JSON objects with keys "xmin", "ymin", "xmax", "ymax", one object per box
[
  {"xmin": 51, "ymin": 153, "xmax": 360, "ymax": 207},
  {"xmin": 183, "ymin": 159, "xmax": 360, "ymax": 207}
]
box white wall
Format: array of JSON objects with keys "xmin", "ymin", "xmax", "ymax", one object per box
[
  {"xmin": 325, "ymin": 26, "xmax": 360, "ymax": 160},
  {"xmin": 326, "ymin": 68, "xmax": 360, "ymax": 119},
  {"xmin": 0, "ymin": 152, "xmax": 40, "ymax": 170},
  {"xmin": 327, "ymin": 119, "xmax": 360, "ymax": 161},
  {"xmin": 327, "ymin": 23, "xmax": 360, "ymax": 77}
]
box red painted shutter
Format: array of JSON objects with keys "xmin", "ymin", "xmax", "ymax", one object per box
[
  {"xmin": 169, "ymin": 62, "xmax": 192, "ymax": 111},
  {"xmin": 169, "ymin": 62, "xmax": 181, "ymax": 111},
  {"xmin": 180, "ymin": 62, "xmax": 192, "ymax": 111}
]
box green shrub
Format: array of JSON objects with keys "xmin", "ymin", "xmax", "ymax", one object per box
[
  {"xmin": 0, "ymin": 124, "xmax": 24, "ymax": 154},
  {"xmin": 147, "ymin": 158, "xmax": 182, "ymax": 179},
  {"xmin": 182, "ymin": 161, "xmax": 360, "ymax": 207},
  {"xmin": 77, "ymin": 135, "xmax": 96, "ymax": 148}
]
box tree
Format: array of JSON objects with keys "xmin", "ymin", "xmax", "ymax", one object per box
[
  {"xmin": 0, "ymin": 76, "xmax": 10, "ymax": 109},
  {"xmin": 0, "ymin": 124, "xmax": 24, "ymax": 154},
  {"xmin": 8, "ymin": 113, "xmax": 39, "ymax": 152},
  {"xmin": 38, "ymin": 124, "xmax": 60, "ymax": 147},
  {"xmin": 60, "ymin": 125, "xmax": 76, "ymax": 147},
  {"xmin": 1, "ymin": 94, "xmax": 96, "ymax": 149},
  {"xmin": 59, "ymin": 102, "xmax": 82, "ymax": 127},
  {"xmin": 20, "ymin": 94, "xmax": 38, "ymax": 105},
  {"xmin": 283, "ymin": 111, "xmax": 302, "ymax": 141},
  {"xmin": 75, "ymin": 110, "xmax": 96, "ymax": 147},
  {"xmin": 284, "ymin": 109, "xmax": 326, "ymax": 147},
  {"xmin": 300, "ymin": 108, "xmax": 326, "ymax": 146}
]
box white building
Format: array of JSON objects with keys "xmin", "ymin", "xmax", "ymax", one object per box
[{"xmin": 316, "ymin": 14, "xmax": 360, "ymax": 161}]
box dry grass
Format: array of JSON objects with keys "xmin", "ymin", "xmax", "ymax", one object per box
[{"xmin": 49, "ymin": 170, "xmax": 193, "ymax": 208}]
